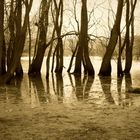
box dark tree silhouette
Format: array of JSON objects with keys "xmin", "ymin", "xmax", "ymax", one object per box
[
  {"xmin": 99, "ymin": 0, "xmax": 124, "ymax": 76},
  {"xmin": 28, "ymin": 0, "xmax": 52, "ymax": 74},
  {"xmin": 4, "ymin": 0, "xmax": 33, "ymax": 83},
  {"xmin": 0, "ymin": 0, "xmax": 6, "ymax": 75},
  {"xmin": 7, "ymin": 0, "xmax": 23, "ymax": 76},
  {"xmin": 52, "ymin": 0, "xmax": 64, "ymax": 74},
  {"xmin": 124, "ymin": 0, "xmax": 137, "ymax": 74},
  {"xmin": 74, "ymin": 0, "xmax": 94, "ymax": 76},
  {"xmin": 117, "ymin": 0, "xmax": 137, "ymax": 76}
]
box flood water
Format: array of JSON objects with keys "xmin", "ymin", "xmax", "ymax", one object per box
[
  {"xmin": 0, "ymin": 57, "xmax": 140, "ymax": 108},
  {"xmin": 1, "ymin": 57, "xmax": 140, "ymax": 139}
]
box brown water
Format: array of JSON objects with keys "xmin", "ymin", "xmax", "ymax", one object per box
[
  {"xmin": 0, "ymin": 57, "xmax": 140, "ymax": 139},
  {"xmin": 1, "ymin": 57, "xmax": 139, "ymax": 108}
]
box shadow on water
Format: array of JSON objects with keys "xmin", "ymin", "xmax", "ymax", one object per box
[{"xmin": 0, "ymin": 73, "xmax": 140, "ymax": 108}]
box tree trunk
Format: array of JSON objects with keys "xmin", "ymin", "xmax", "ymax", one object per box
[
  {"xmin": 46, "ymin": 29, "xmax": 55, "ymax": 78},
  {"xmin": 74, "ymin": 0, "xmax": 94, "ymax": 75},
  {"xmin": 82, "ymin": 0, "xmax": 94, "ymax": 76},
  {"xmin": 4, "ymin": 0, "xmax": 33, "ymax": 83},
  {"xmin": 73, "ymin": 43, "xmax": 83, "ymax": 74},
  {"xmin": 0, "ymin": 0, "xmax": 6, "ymax": 75},
  {"xmin": 28, "ymin": 45, "xmax": 46, "ymax": 74},
  {"xmin": 55, "ymin": 38, "xmax": 63, "ymax": 73},
  {"xmin": 7, "ymin": 0, "xmax": 23, "ymax": 76},
  {"xmin": 124, "ymin": 0, "xmax": 135, "ymax": 74},
  {"xmin": 67, "ymin": 42, "xmax": 78, "ymax": 73},
  {"xmin": 7, "ymin": 0, "xmax": 15, "ymax": 69},
  {"xmin": 117, "ymin": 33, "xmax": 123, "ymax": 77},
  {"xmin": 53, "ymin": 0, "xmax": 64, "ymax": 74},
  {"xmin": 15, "ymin": 0, "xmax": 23, "ymax": 75},
  {"xmin": 28, "ymin": 0, "xmax": 51, "ymax": 74},
  {"xmin": 99, "ymin": 0, "xmax": 124, "ymax": 76}
]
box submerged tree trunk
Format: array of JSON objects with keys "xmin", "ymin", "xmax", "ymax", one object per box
[
  {"xmin": 4, "ymin": 0, "xmax": 33, "ymax": 83},
  {"xmin": 117, "ymin": 0, "xmax": 137, "ymax": 76},
  {"xmin": 117, "ymin": 32, "xmax": 123, "ymax": 77},
  {"xmin": 74, "ymin": 42, "xmax": 83, "ymax": 74},
  {"xmin": 0, "ymin": 0, "xmax": 6, "ymax": 75},
  {"xmin": 99, "ymin": 0, "xmax": 124, "ymax": 76},
  {"xmin": 7, "ymin": 0, "xmax": 23, "ymax": 76},
  {"xmin": 7, "ymin": 0, "xmax": 14, "ymax": 70},
  {"xmin": 67, "ymin": 42, "xmax": 78, "ymax": 73},
  {"xmin": 53, "ymin": 0, "xmax": 64, "ymax": 74},
  {"xmin": 74, "ymin": 0, "xmax": 94, "ymax": 75},
  {"xmin": 81, "ymin": 0, "xmax": 94, "ymax": 76},
  {"xmin": 55, "ymin": 38, "xmax": 63, "ymax": 73},
  {"xmin": 124, "ymin": 0, "xmax": 136, "ymax": 74},
  {"xmin": 28, "ymin": 0, "xmax": 51, "ymax": 74},
  {"xmin": 28, "ymin": 45, "xmax": 46, "ymax": 74},
  {"xmin": 15, "ymin": 0, "xmax": 23, "ymax": 75},
  {"xmin": 46, "ymin": 30, "xmax": 55, "ymax": 78}
]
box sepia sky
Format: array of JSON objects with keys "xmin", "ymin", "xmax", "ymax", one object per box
[{"xmin": 31, "ymin": 0, "xmax": 140, "ymax": 36}]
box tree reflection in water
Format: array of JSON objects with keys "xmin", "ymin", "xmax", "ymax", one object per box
[
  {"xmin": 28, "ymin": 75, "xmax": 46, "ymax": 108},
  {"xmin": 117, "ymin": 76, "xmax": 124, "ymax": 106},
  {"xmin": 99, "ymin": 76, "xmax": 114, "ymax": 104},
  {"xmin": 73, "ymin": 74, "xmax": 94, "ymax": 101},
  {"xmin": 83, "ymin": 75, "xmax": 94, "ymax": 99},
  {"xmin": 73, "ymin": 74, "xmax": 83, "ymax": 101},
  {"xmin": 6, "ymin": 76, "xmax": 23, "ymax": 104},
  {"xmin": 117, "ymin": 75, "xmax": 132, "ymax": 107},
  {"xmin": 51, "ymin": 74, "xmax": 64, "ymax": 103},
  {"xmin": 0, "ymin": 73, "xmax": 139, "ymax": 108}
]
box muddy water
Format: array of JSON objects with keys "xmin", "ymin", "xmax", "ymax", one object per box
[{"xmin": 0, "ymin": 58, "xmax": 140, "ymax": 139}]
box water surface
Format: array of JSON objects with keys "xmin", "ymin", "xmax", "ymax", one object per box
[{"xmin": 0, "ymin": 57, "xmax": 140, "ymax": 109}]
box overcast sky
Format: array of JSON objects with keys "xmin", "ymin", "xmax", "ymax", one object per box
[{"xmin": 31, "ymin": 0, "xmax": 140, "ymax": 36}]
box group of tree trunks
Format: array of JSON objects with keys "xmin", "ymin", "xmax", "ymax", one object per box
[{"xmin": 0, "ymin": 0, "xmax": 138, "ymax": 84}]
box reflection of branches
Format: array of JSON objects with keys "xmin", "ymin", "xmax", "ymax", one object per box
[{"xmin": 72, "ymin": 0, "xmax": 80, "ymax": 32}]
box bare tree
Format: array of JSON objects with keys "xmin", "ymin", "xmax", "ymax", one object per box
[
  {"xmin": 73, "ymin": 0, "xmax": 95, "ymax": 75},
  {"xmin": 117, "ymin": 0, "xmax": 137, "ymax": 76},
  {"xmin": 124, "ymin": 0, "xmax": 137, "ymax": 74},
  {"xmin": 99, "ymin": 0, "xmax": 124, "ymax": 76},
  {"xmin": 4, "ymin": 0, "xmax": 33, "ymax": 83},
  {"xmin": 53, "ymin": 0, "xmax": 64, "ymax": 74},
  {"xmin": 28, "ymin": 0, "xmax": 52, "ymax": 74}
]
